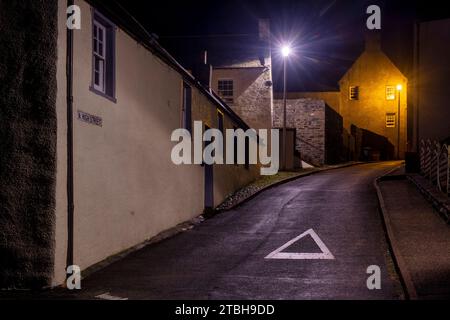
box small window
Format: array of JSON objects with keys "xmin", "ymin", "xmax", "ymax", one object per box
[
  {"xmin": 349, "ymin": 86, "xmax": 359, "ymax": 100},
  {"xmin": 182, "ymin": 83, "xmax": 192, "ymax": 133},
  {"xmin": 218, "ymin": 79, "xmax": 234, "ymax": 104},
  {"xmin": 91, "ymin": 11, "xmax": 116, "ymax": 101},
  {"xmin": 386, "ymin": 86, "xmax": 396, "ymax": 100},
  {"xmin": 386, "ymin": 113, "xmax": 396, "ymax": 128}
]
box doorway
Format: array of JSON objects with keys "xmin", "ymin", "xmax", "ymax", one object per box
[{"xmin": 204, "ymin": 124, "xmax": 214, "ymax": 214}]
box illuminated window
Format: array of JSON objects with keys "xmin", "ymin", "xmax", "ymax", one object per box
[
  {"xmin": 386, "ymin": 113, "xmax": 396, "ymax": 128},
  {"xmin": 349, "ymin": 86, "xmax": 359, "ymax": 100},
  {"xmin": 218, "ymin": 79, "xmax": 234, "ymax": 104},
  {"xmin": 386, "ymin": 86, "xmax": 396, "ymax": 100}
]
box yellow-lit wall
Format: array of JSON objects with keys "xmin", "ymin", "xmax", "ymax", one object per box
[{"xmin": 339, "ymin": 48, "xmax": 408, "ymax": 158}]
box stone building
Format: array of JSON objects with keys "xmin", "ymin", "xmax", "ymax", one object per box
[
  {"xmin": 0, "ymin": 0, "xmax": 260, "ymax": 288},
  {"xmin": 278, "ymin": 31, "xmax": 408, "ymax": 163},
  {"xmin": 211, "ymin": 20, "xmax": 273, "ymax": 132},
  {"xmin": 338, "ymin": 32, "xmax": 408, "ymax": 160}
]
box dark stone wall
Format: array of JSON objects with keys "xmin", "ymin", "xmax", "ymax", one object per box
[
  {"xmin": 351, "ymin": 125, "xmax": 395, "ymax": 161},
  {"xmin": 324, "ymin": 105, "xmax": 344, "ymax": 165},
  {"xmin": 0, "ymin": 0, "xmax": 58, "ymax": 288},
  {"xmin": 418, "ymin": 19, "xmax": 450, "ymax": 143}
]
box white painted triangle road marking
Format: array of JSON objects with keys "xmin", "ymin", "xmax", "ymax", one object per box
[{"xmin": 265, "ymin": 229, "xmax": 335, "ymax": 260}]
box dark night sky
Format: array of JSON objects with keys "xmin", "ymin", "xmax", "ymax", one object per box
[{"xmin": 115, "ymin": 0, "xmax": 449, "ymax": 92}]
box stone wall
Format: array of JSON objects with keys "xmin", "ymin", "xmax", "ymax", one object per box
[
  {"xmin": 325, "ymin": 105, "xmax": 344, "ymax": 164},
  {"xmin": 211, "ymin": 65, "xmax": 273, "ymax": 131},
  {"xmin": 273, "ymin": 98, "xmax": 326, "ymax": 166},
  {"xmin": 275, "ymin": 91, "xmax": 341, "ymax": 114},
  {"xmin": 0, "ymin": 0, "xmax": 58, "ymax": 288}
]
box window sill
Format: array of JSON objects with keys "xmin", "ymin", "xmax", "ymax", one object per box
[{"xmin": 89, "ymin": 86, "xmax": 117, "ymax": 103}]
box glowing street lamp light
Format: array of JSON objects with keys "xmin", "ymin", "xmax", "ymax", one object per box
[
  {"xmin": 281, "ymin": 45, "xmax": 291, "ymax": 58},
  {"xmin": 396, "ymin": 84, "xmax": 403, "ymax": 159},
  {"xmin": 281, "ymin": 45, "xmax": 292, "ymax": 170}
]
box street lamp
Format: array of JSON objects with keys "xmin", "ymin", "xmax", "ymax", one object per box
[
  {"xmin": 281, "ymin": 46, "xmax": 291, "ymax": 58},
  {"xmin": 281, "ymin": 45, "xmax": 291, "ymax": 170},
  {"xmin": 396, "ymin": 84, "xmax": 402, "ymax": 159}
]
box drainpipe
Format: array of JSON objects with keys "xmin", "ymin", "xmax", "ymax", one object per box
[{"xmin": 66, "ymin": 0, "xmax": 75, "ymax": 273}]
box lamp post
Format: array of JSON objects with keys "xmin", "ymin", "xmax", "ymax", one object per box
[
  {"xmin": 281, "ymin": 45, "xmax": 291, "ymax": 170},
  {"xmin": 396, "ymin": 84, "xmax": 402, "ymax": 159}
]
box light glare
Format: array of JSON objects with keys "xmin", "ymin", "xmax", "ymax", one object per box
[{"xmin": 281, "ymin": 46, "xmax": 291, "ymax": 57}]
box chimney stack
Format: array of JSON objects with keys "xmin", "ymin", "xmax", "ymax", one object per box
[
  {"xmin": 365, "ymin": 31, "xmax": 381, "ymax": 52},
  {"xmin": 193, "ymin": 50, "xmax": 212, "ymax": 89},
  {"xmin": 258, "ymin": 19, "xmax": 271, "ymax": 66},
  {"xmin": 259, "ymin": 19, "xmax": 270, "ymax": 42}
]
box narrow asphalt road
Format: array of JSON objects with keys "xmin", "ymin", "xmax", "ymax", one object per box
[{"xmin": 64, "ymin": 162, "xmax": 403, "ymax": 299}]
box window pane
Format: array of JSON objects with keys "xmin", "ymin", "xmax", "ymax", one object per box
[
  {"xmin": 98, "ymin": 59, "xmax": 104, "ymax": 92},
  {"xmin": 93, "ymin": 56, "xmax": 105, "ymax": 92},
  {"xmin": 94, "ymin": 71, "xmax": 99, "ymax": 85},
  {"xmin": 386, "ymin": 113, "xmax": 396, "ymax": 127},
  {"xmin": 92, "ymin": 14, "xmax": 115, "ymax": 98},
  {"xmin": 349, "ymin": 86, "xmax": 359, "ymax": 100},
  {"xmin": 386, "ymin": 86, "xmax": 395, "ymax": 100},
  {"xmin": 218, "ymin": 79, "xmax": 234, "ymax": 103}
]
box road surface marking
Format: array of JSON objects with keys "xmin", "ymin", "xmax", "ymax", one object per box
[
  {"xmin": 95, "ymin": 292, "xmax": 128, "ymax": 300},
  {"xmin": 265, "ymin": 228, "xmax": 335, "ymax": 260}
]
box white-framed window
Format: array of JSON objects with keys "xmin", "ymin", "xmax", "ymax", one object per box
[
  {"xmin": 93, "ymin": 21, "xmax": 106, "ymax": 93},
  {"xmin": 386, "ymin": 113, "xmax": 396, "ymax": 128},
  {"xmin": 91, "ymin": 11, "xmax": 116, "ymax": 102},
  {"xmin": 349, "ymin": 86, "xmax": 359, "ymax": 100},
  {"xmin": 218, "ymin": 79, "xmax": 234, "ymax": 104},
  {"xmin": 386, "ymin": 86, "xmax": 396, "ymax": 100}
]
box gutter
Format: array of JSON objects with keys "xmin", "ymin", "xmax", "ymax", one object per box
[{"xmin": 66, "ymin": 0, "xmax": 75, "ymax": 272}]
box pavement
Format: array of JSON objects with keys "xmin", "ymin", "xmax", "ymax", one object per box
[
  {"xmin": 378, "ymin": 169, "xmax": 450, "ymax": 299},
  {"xmin": 3, "ymin": 162, "xmax": 405, "ymax": 300}
]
